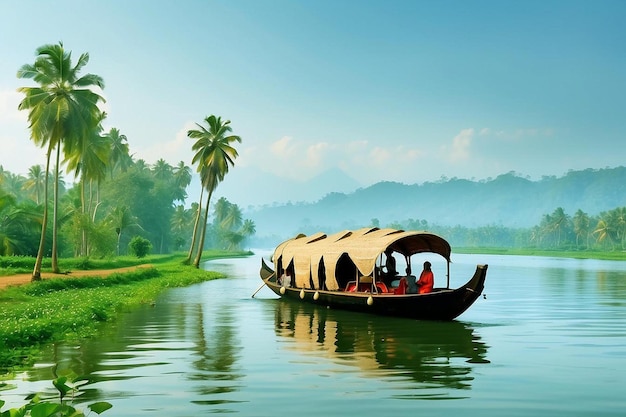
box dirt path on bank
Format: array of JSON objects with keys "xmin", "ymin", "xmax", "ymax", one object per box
[{"xmin": 0, "ymin": 264, "xmax": 154, "ymax": 290}]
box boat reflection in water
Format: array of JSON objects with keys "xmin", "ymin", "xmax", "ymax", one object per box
[{"xmin": 274, "ymin": 298, "xmax": 490, "ymax": 394}]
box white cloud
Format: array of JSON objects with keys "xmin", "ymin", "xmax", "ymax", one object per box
[
  {"xmin": 238, "ymin": 135, "xmax": 429, "ymax": 184},
  {"xmin": 271, "ymin": 136, "xmax": 297, "ymax": 158},
  {"xmin": 444, "ymin": 128, "xmax": 473, "ymax": 162},
  {"xmin": 305, "ymin": 142, "xmax": 331, "ymax": 168},
  {"xmin": 136, "ymin": 121, "xmax": 195, "ymax": 167},
  {"xmin": 369, "ymin": 146, "xmax": 392, "ymax": 166}
]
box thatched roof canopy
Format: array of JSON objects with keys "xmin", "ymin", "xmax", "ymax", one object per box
[{"xmin": 272, "ymin": 227, "xmax": 451, "ymax": 290}]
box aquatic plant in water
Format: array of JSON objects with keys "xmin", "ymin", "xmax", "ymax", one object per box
[{"xmin": 0, "ymin": 376, "xmax": 112, "ymax": 416}]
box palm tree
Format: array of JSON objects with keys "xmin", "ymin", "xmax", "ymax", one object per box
[
  {"xmin": 550, "ymin": 207, "xmax": 569, "ymax": 248},
  {"xmin": 221, "ymin": 202, "xmax": 243, "ymax": 232},
  {"xmin": 152, "ymin": 158, "xmax": 173, "ymax": 181},
  {"xmin": 184, "ymin": 187, "xmax": 204, "ymax": 264},
  {"xmin": 2, "ymin": 173, "xmax": 26, "ymax": 201},
  {"xmin": 104, "ymin": 127, "xmax": 131, "ymax": 178},
  {"xmin": 213, "ymin": 197, "xmax": 230, "ymax": 226},
  {"xmin": 65, "ymin": 112, "xmax": 109, "ymax": 256},
  {"xmin": 173, "ymin": 161, "xmax": 192, "ymax": 202},
  {"xmin": 573, "ymin": 209, "xmax": 591, "ymax": 249},
  {"xmin": 240, "ymin": 219, "xmax": 256, "ymax": 250},
  {"xmin": 241, "ymin": 219, "xmax": 256, "ymax": 237},
  {"xmin": 593, "ymin": 218, "xmax": 615, "ymax": 250},
  {"xmin": 187, "ymin": 115, "xmax": 241, "ymax": 267},
  {"xmin": 0, "ymin": 191, "xmax": 41, "ymax": 256},
  {"xmin": 106, "ymin": 205, "xmax": 141, "ymax": 256},
  {"xmin": 23, "ymin": 165, "xmax": 45, "ymax": 204},
  {"xmin": 134, "ymin": 159, "xmax": 149, "ymax": 173},
  {"xmin": 171, "ymin": 204, "xmax": 192, "ymax": 250},
  {"xmin": 18, "ymin": 42, "xmax": 105, "ymax": 279}
]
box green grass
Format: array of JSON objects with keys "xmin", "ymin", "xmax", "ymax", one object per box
[
  {"xmin": 0, "ymin": 250, "xmax": 252, "ymax": 276},
  {"xmin": 0, "ymin": 251, "xmax": 251, "ymax": 373},
  {"xmin": 455, "ymin": 247, "xmax": 626, "ymax": 261}
]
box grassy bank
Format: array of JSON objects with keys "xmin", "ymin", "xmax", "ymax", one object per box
[
  {"xmin": 0, "ymin": 251, "xmax": 251, "ymax": 372},
  {"xmin": 0, "ymin": 250, "xmax": 250, "ymax": 276},
  {"xmin": 455, "ymin": 247, "xmax": 626, "ymax": 261}
]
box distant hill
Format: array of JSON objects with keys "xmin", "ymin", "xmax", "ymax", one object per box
[
  {"xmin": 213, "ymin": 166, "xmax": 362, "ymax": 208},
  {"xmin": 247, "ymin": 166, "xmax": 626, "ymax": 242}
]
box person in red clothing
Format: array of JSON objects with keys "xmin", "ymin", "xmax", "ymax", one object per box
[{"xmin": 416, "ymin": 261, "xmax": 434, "ymax": 294}]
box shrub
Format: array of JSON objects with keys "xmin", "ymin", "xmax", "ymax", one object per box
[{"xmin": 128, "ymin": 236, "xmax": 152, "ymax": 258}]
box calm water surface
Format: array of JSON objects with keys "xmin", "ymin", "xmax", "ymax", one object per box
[{"xmin": 2, "ymin": 252, "xmax": 626, "ymax": 416}]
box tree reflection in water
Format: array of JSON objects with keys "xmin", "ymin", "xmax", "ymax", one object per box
[{"xmin": 274, "ymin": 299, "xmax": 490, "ymax": 394}]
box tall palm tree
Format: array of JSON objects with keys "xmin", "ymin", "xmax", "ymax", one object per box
[
  {"xmin": 104, "ymin": 127, "xmax": 131, "ymax": 178},
  {"xmin": 187, "ymin": 115, "xmax": 241, "ymax": 267},
  {"xmin": 241, "ymin": 219, "xmax": 256, "ymax": 238},
  {"xmin": 221, "ymin": 202, "xmax": 243, "ymax": 232},
  {"xmin": 573, "ymin": 209, "xmax": 590, "ymax": 249},
  {"xmin": 171, "ymin": 204, "xmax": 192, "ymax": 250},
  {"xmin": 184, "ymin": 186, "xmax": 204, "ymax": 264},
  {"xmin": 212, "ymin": 197, "xmax": 230, "ymax": 226},
  {"xmin": 17, "ymin": 42, "xmax": 105, "ymax": 279},
  {"xmin": 550, "ymin": 207, "xmax": 569, "ymax": 247},
  {"xmin": 65, "ymin": 111, "xmax": 109, "ymax": 255},
  {"xmin": 240, "ymin": 219, "xmax": 256, "ymax": 250},
  {"xmin": 23, "ymin": 165, "xmax": 45, "ymax": 204},
  {"xmin": 173, "ymin": 161, "xmax": 192, "ymax": 202},
  {"xmin": 106, "ymin": 205, "xmax": 141, "ymax": 256},
  {"xmin": 593, "ymin": 218, "xmax": 615, "ymax": 250}
]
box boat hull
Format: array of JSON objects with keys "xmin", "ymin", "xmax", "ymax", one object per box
[{"xmin": 260, "ymin": 259, "xmax": 487, "ymax": 321}]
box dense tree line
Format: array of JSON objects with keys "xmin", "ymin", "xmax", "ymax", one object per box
[
  {"xmin": 377, "ymin": 205, "xmax": 626, "ymax": 251},
  {"xmin": 0, "ymin": 42, "xmax": 254, "ymax": 276}
]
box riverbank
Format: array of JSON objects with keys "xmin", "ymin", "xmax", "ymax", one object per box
[
  {"xmin": 455, "ymin": 247, "xmax": 626, "ymax": 261},
  {"xmin": 0, "ymin": 251, "xmax": 252, "ymax": 373}
]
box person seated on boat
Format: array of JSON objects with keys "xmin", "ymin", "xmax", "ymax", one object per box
[
  {"xmin": 405, "ymin": 266, "xmax": 418, "ymax": 294},
  {"xmin": 381, "ymin": 248, "xmax": 398, "ymax": 285},
  {"xmin": 416, "ymin": 261, "xmax": 434, "ymax": 294},
  {"xmin": 280, "ymin": 267, "xmax": 293, "ymax": 287}
]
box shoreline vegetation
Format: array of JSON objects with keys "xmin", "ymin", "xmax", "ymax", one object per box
[
  {"xmin": 0, "ymin": 251, "xmax": 252, "ymax": 373},
  {"xmin": 455, "ymin": 247, "xmax": 626, "ymax": 261}
]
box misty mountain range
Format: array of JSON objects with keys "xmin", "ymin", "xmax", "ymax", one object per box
[{"xmin": 245, "ymin": 166, "xmax": 626, "ymax": 242}]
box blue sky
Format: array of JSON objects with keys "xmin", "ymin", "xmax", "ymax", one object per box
[{"xmin": 1, "ymin": 0, "xmax": 625, "ymax": 206}]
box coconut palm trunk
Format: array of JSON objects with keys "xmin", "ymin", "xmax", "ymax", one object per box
[
  {"xmin": 51, "ymin": 145, "xmax": 61, "ymax": 273},
  {"xmin": 185, "ymin": 186, "xmax": 204, "ymax": 265},
  {"xmin": 193, "ymin": 188, "xmax": 214, "ymax": 268},
  {"xmin": 32, "ymin": 146, "xmax": 52, "ymax": 281}
]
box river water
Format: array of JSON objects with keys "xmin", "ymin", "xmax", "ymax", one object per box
[{"xmin": 2, "ymin": 251, "xmax": 626, "ymax": 416}]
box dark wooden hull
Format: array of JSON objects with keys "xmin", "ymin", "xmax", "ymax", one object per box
[{"xmin": 260, "ymin": 258, "xmax": 487, "ymax": 321}]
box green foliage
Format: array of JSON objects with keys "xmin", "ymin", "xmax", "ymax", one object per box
[
  {"xmin": 209, "ymin": 197, "xmax": 255, "ymax": 250},
  {"xmin": 0, "ymin": 253, "xmax": 184, "ymax": 276},
  {"xmin": 0, "ymin": 377, "xmax": 112, "ymax": 416},
  {"xmin": 128, "ymin": 236, "xmax": 152, "ymax": 258}
]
